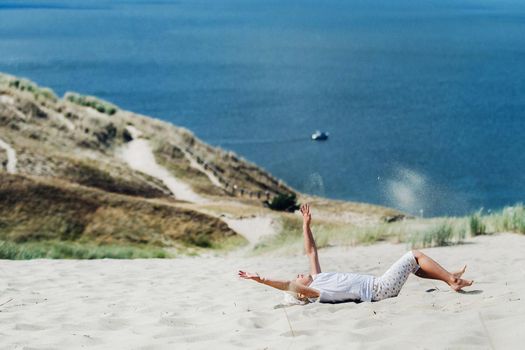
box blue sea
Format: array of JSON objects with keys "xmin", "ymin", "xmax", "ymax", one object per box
[{"xmin": 1, "ymin": 0, "xmax": 524, "ymax": 216}]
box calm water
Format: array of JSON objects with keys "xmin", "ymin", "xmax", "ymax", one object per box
[{"xmin": 1, "ymin": 0, "xmax": 524, "ymax": 216}]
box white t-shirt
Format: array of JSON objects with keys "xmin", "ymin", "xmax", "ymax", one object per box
[{"xmin": 309, "ymin": 272, "xmax": 375, "ymax": 303}]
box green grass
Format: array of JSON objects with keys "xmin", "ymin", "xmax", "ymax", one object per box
[
  {"xmin": 469, "ymin": 210, "xmax": 487, "ymax": 236},
  {"xmin": 254, "ymin": 204, "xmax": 525, "ymax": 255},
  {"xmin": 7, "ymin": 78, "xmax": 58, "ymax": 102},
  {"xmin": 461, "ymin": 204, "xmax": 525, "ymax": 236},
  {"xmin": 0, "ymin": 240, "xmax": 170, "ymax": 259},
  {"xmin": 488, "ymin": 204, "xmax": 525, "ymax": 234},
  {"xmin": 409, "ymin": 220, "xmax": 466, "ymax": 248},
  {"xmin": 65, "ymin": 92, "xmax": 118, "ymax": 115},
  {"xmin": 0, "ymin": 235, "xmax": 247, "ymax": 260},
  {"xmin": 254, "ymin": 215, "xmax": 397, "ymax": 253},
  {"xmin": 207, "ymin": 234, "xmax": 248, "ymax": 251},
  {"xmin": 253, "ymin": 211, "xmax": 499, "ymax": 254}
]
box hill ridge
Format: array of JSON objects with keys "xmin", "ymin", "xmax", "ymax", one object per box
[{"xmin": 0, "ymin": 71, "xmax": 403, "ymax": 255}]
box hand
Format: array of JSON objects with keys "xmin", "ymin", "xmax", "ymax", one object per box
[
  {"xmin": 300, "ymin": 203, "xmax": 312, "ymax": 226},
  {"xmin": 238, "ymin": 270, "xmax": 261, "ymax": 282}
]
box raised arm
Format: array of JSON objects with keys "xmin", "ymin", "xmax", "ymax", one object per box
[
  {"xmin": 238, "ymin": 271, "xmax": 320, "ymax": 298},
  {"xmin": 300, "ymin": 204, "xmax": 321, "ymax": 275}
]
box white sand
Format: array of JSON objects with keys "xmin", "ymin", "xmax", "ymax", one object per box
[
  {"xmin": 223, "ymin": 215, "xmax": 280, "ymax": 248},
  {"xmin": 1, "ymin": 233, "xmax": 524, "ymax": 349},
  {"xmin": 0, "ymin": 137, "xmax": 17, "ymax": 174},
  {"xmin": 118, "ymin": 126, "xmax": 206, "ymax": 204},
  {"xmin": 0, "ymin": 94, "xmax": 15, "ymax": 106}
]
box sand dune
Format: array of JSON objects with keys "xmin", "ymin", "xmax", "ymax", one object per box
[{"xmin": 1, "ymin": 234, "xmax": 523, "ymax": 349}]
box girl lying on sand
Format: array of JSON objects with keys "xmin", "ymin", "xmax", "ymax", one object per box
[{"xmin": 239, "ymin": 204, "xmax": 473, "ymax": 303}]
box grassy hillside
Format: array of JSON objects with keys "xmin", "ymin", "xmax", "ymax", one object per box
[
  {"xmin": 0, "ymin": 174, "xmax": 243, "ymax": 258},
  {"xmin": 0, "ymin": 72, "xmax": 294, "ymax": 198},
  {"xmin": 0, "ymin": 72, "xmax": 298, "ymax": 258},
  {"xmin": 0, "ymin": 72, "xmax": 409, "ymax": 259}
]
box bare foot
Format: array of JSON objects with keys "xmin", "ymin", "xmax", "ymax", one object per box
[
  {"xmin": 450, "ymin": 277, "xmax": 473, "ymax": 292},
  {"xmin": 452, "ymin": 265, "xmax": 467, "ymax": 279}
]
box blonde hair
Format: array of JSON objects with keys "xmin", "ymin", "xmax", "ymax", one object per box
[{"xmin": 282, "ymin": 292, "xmax": 311, "ymax": 305}]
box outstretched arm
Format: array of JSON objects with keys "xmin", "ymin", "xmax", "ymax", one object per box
[
  {"xmin": 300, "ymin": 204, "xmax": 321, "ymax": 275},
  {"xmin": 238, "ymin": 271, "xmax": 320, "ymax": 298}
]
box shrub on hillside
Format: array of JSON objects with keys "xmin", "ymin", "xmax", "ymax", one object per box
[
  {"xmin": 265, "ymin": 193, "xmax": 300, "ymax": 212},
  {"xmin": 8, "ymin": 78, "xmax": 58, "ymax": 102},
  {"xmin": 93, "ymin": 122, "xmax": 118, "ymax": 145}
]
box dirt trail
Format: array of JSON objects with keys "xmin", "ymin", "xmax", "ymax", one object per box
[
  {"xmin": 182, "ymin": 148, "xmax": 223, "ymax": 188},
  {"xmin": 118, "ymin": 126, "xmax": 206, "ymax": 203},
  {"xmin": 118, "ymin": 126, "xmax": 280, "ymax": 246}
]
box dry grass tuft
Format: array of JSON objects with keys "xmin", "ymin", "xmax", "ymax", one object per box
[{"xmin": 0, "ymin": 174, "xmax": 245, "ymax": 253}]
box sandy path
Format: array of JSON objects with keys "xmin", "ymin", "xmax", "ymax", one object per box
[
  {"xmin": 223, "ymin": 215, "xmax": 280, "ymax": 248},
  {"xmin": 0, "ymin": 137, "xmax": 17, "ymax": 173},
  {"xmin": 118, "ymin": 126, "xmax": 206, "ymax": 203},
  {"xmin": 1, "ymin": 234, "xmax": 523, "ymax": 349},
  {"xmin": 183, "ymin": 149, "xmax": 223, "ymax": 188}
]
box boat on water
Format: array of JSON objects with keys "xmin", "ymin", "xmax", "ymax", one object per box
[{"xmin": 311, "ymin": 130, "xmax": 329, "ymax": 141}]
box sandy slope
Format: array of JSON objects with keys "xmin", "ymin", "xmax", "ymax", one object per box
[
  {"xmin": 0, "ymin": 137, "xmax": 17, "ymax": 174},
  {"xmin": 1, "ymin": 234, "xmax": 523, "ymax": 349},
  {"xmin": 118, "ymin": 126, "xmax": 206, "ymax": 203},
  {"xmin": 223, "ymin": 215, "xmax": 280, "ymax": 248}
]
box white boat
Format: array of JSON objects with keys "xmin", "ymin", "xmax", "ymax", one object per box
[{"xmin": 311, "ymin": 130, "xmax": 329, "ymax": 141}]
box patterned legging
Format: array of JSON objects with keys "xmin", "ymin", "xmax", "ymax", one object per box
[{"xmin": 372, "ymin": 251, "xmax": 420, "ymax": 301}]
